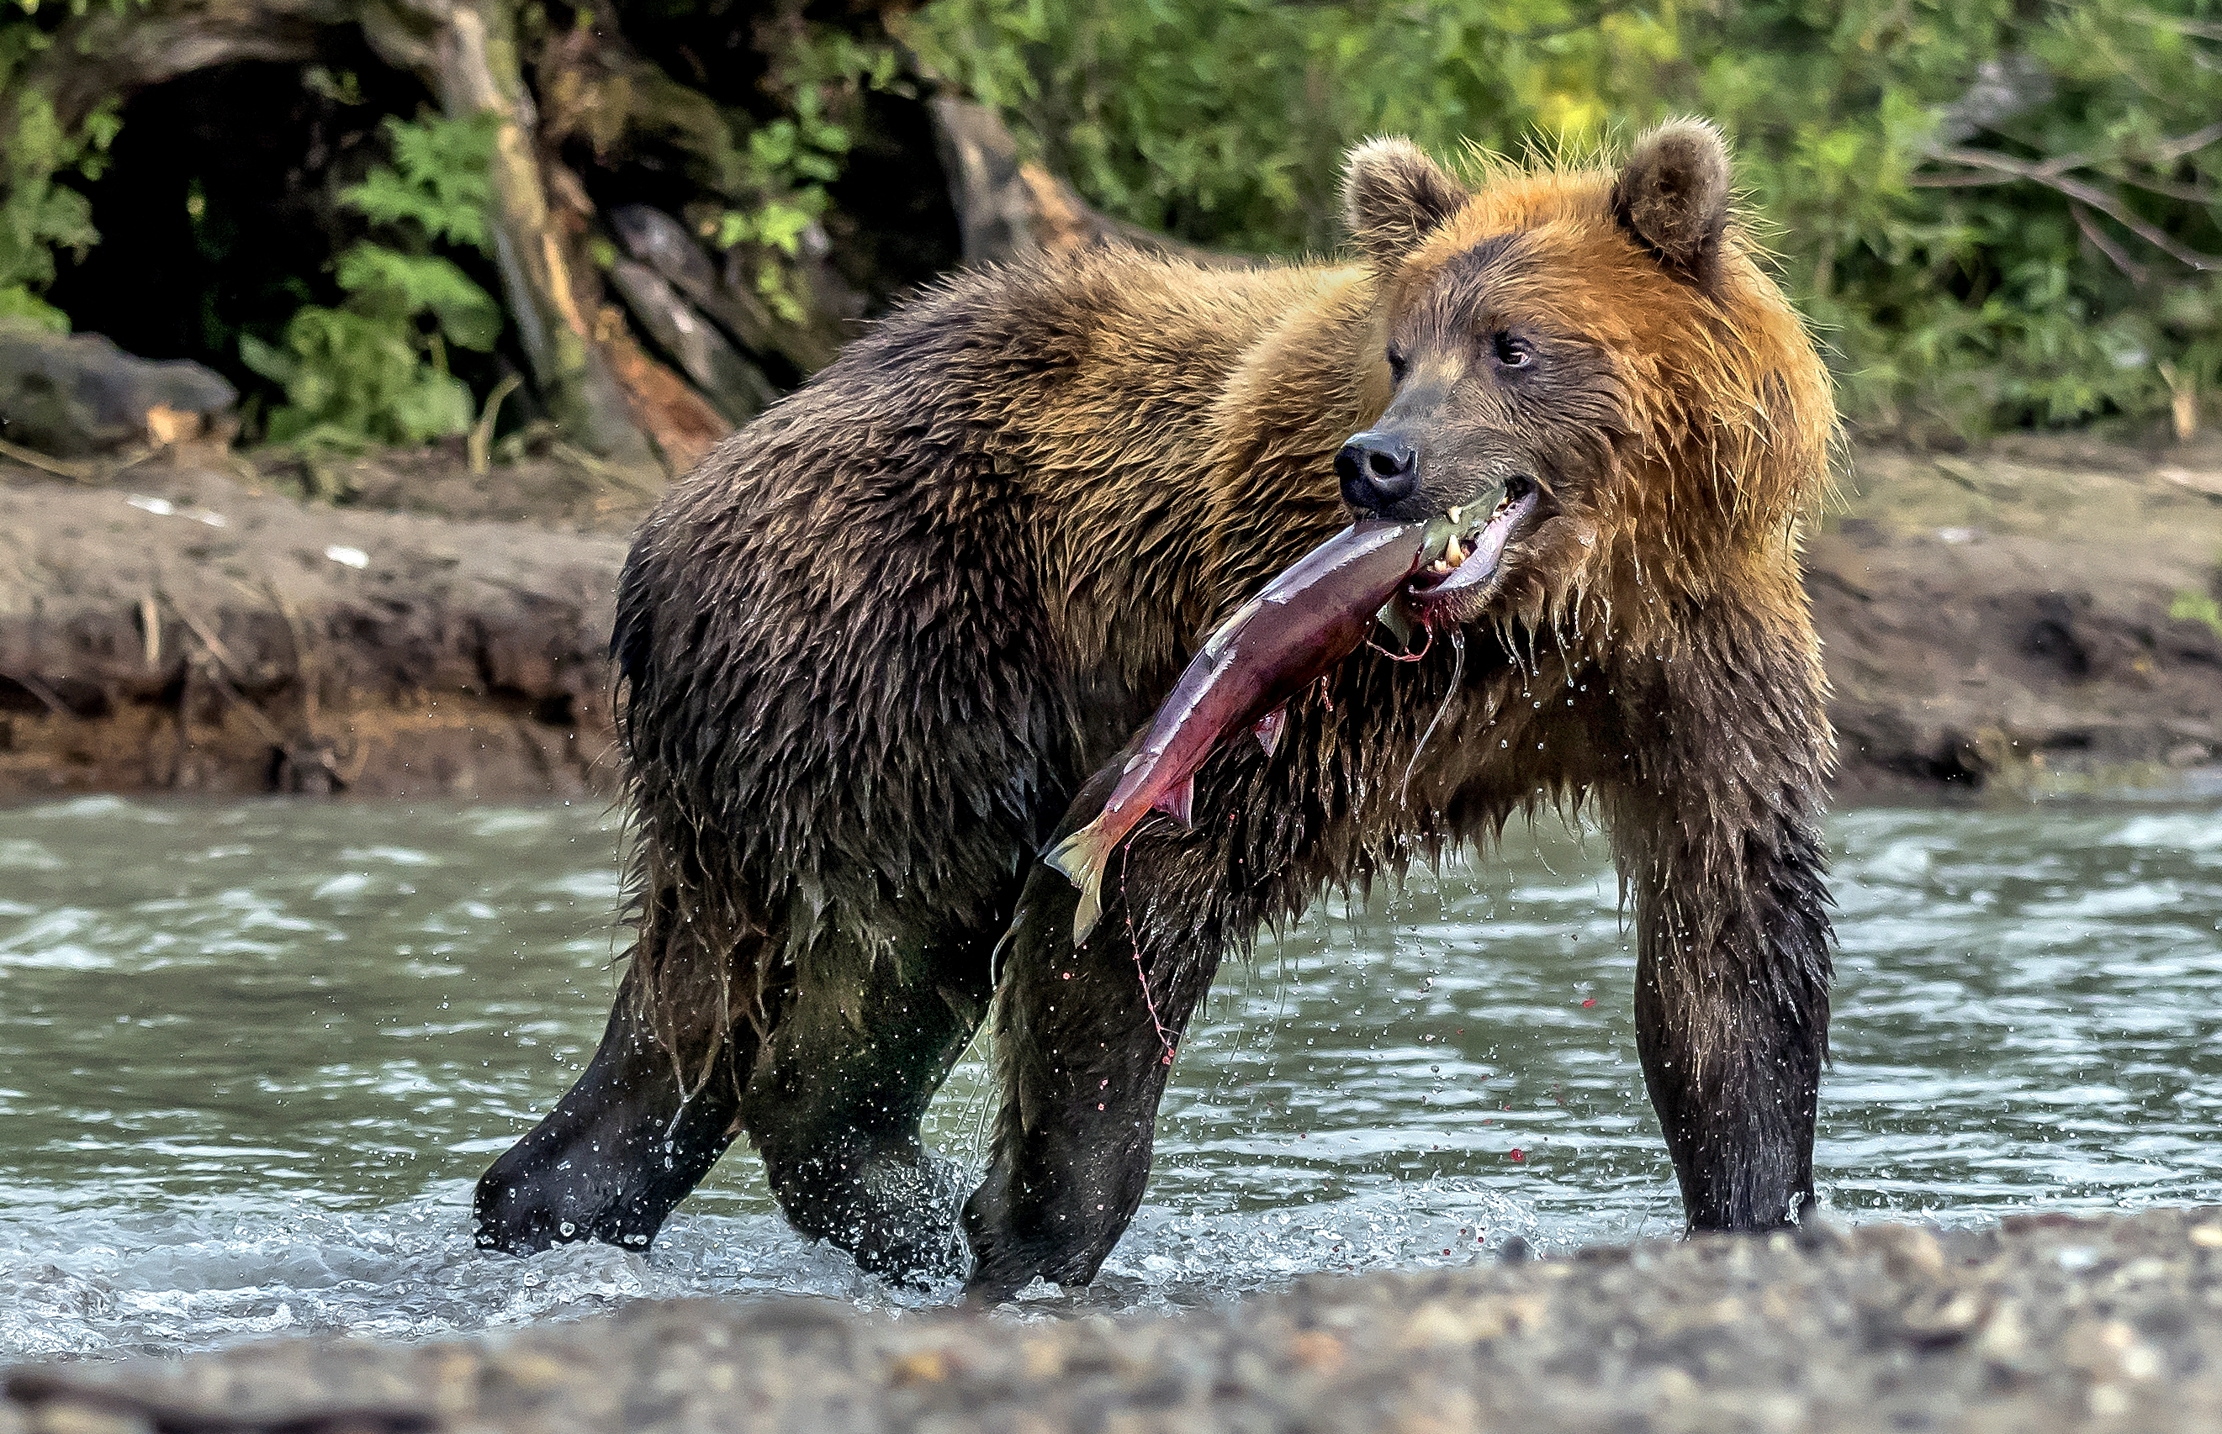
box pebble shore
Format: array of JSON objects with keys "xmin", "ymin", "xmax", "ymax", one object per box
[{"xmin": 9, "ymin": 1207, "xmax": 2222, "ymax": 1433}]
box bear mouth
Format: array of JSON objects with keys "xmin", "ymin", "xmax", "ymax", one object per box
[{"xmin": 1406, "ymin": 476, "xmax": 1541, "ymax": 611}]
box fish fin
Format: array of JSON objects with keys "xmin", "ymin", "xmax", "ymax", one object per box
[
  {"xmin": 1071, "ymin": 869, "xmax": 1105, "ymax": 946},
  {"xmin": 1253, "ymin": 705, "xmax": 1287, "ymax": 758},
  {"xmin": 1375, "ymin": 599, "xmax": 1414, "ymax": 649},
  {"xmin": 1045, "ymin": 817, "xmax": 1114, "ymax": 944},
  {"xmin": 1045, "ymin": 815, "xmax": 1108, "ymax": 889},
  {"xmin": 1151, "ymin": 775, "xmax": 1196, "ymax": 829}
]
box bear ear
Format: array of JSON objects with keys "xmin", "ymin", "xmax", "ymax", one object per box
[
  {"xmin": 1342, "ymin": 138, "xmax": 1469, "ymax": 271},
  {"xmin": 1611, "ymin": 119, "xmax": 1732, "ymax": 283}
]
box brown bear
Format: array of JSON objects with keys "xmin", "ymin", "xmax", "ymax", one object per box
[{"xmin": 473, "ymin": 119, "xmax": 1837, "ymax": 1300}]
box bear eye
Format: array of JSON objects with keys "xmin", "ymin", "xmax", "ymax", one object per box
[
  {"xmin": 1491, "ymin": 331, "xmax": 1532, "ymax": 369},
  {"xmin": 1386, "ymin": 348, "xmax": 1408, "ymax": 384}
]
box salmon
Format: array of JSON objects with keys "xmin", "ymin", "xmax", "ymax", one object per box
[{"xmin": 1046, "ymin": 515, "xmax": 1453, "ymax": 942}]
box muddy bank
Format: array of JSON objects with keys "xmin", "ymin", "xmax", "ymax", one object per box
[
  {"xmin": 1810, "ymin": 434, "xmax": 2222, "ymax": 793},
  {"xmin": 0, "ymin": 450, "xmax": 643, "ymax": 800},
  {"xmin": 2, "ymin": 433, "xmax": 2219, "ymax": 802},
  {"xmin": 8, "ymin": 1208, "xmax": 2222, "ymax": 1432}
]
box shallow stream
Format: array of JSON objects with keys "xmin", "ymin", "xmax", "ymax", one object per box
[{"xmin": 3, "ymin": 795, "xmax": 2219, "ymax": 1357}]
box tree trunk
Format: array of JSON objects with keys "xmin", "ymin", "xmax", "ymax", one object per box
[
  {"xmin": 22, "ymin": 0, "xmax": 331, "ymax": 136},
  {"xmin": 360, "ymin": 0, "xmax": 655, "ymax": 465},
  {"xmin": 929, "ymin": 97, "xmax": 1237, "ymax": 270}
]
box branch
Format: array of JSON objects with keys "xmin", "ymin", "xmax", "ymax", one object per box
[
  {"xmin": 22, "ymin": 0, "xmax": 337, "ymax": 133},
  {"xmin": 2150, "ymin": 120, "xmax": 2222, "ymax": 164},
  {"xmin": 2072, "ymin": 201, "xmax": 2150, "ymax": 284},
  {"xmin": 2132, "ymin": 8, "xmax": 2222, "ymax": 44},
  {"xmin": 2108, "ymin": 171, "xmax": 2220, "ymax": 205},
  {"xmin": 1914, "ymin": 122, "xmax": 2222, "ymax": 205},
  {"xmin": 1922, "ymin": 143, "xmax": 2222, "ymax": 271}
]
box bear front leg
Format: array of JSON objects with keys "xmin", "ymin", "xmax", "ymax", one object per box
[
  {"xmin": 962, "ymin": 843, "xmax": 1222, "ymax": 1301},
  {"xmin": 1611, "ymin": 786, "xmax": 1833, "ymax": 1232},
  {"xmin": 474, "ymin": 955, "xmax": 751, "ymax": 1255},
  {"xmin": 1600, "ymin": 595, "xmax": 1838, "ymax": 1232}
]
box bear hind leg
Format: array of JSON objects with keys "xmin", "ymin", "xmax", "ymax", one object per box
[
  {"xmin": 473, "ymin": 947, "xmax": 754, "ymax": 1256},
  {"xmin": 740, "ymin": 930, "xmax": 997, "ymax": 1282}
]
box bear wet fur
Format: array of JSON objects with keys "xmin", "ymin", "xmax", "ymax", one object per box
[{"xmin": 474, "ymin": 120, "xmax": 1837, "ymax": 1296}]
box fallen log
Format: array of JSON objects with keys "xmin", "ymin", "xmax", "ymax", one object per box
[
  {"xmin": 929, "ymin": 96, "xmax": 1238, "ymax": 269},
  {"xmin": 606, "ymin": 258, "xmax": 776, "ymax": 425}
]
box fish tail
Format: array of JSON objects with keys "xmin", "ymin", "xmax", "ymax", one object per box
[{"xmin": 1045, "ymin": 816, "xmax": 1115, "ymax": 944}]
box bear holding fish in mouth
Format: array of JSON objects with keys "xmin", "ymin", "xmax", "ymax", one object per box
[{"xmin": 474, "ymin": 120, "xmax": 1837, "ymax": 1300}]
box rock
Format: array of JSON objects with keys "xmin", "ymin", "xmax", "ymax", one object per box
[
  {"xmin": 1895, "ymin": 1286, "xmax": 1992, "ymax": 1347},
  {"xmin": 0, "ymin": 325, "xmax": 236, "ymax": 456},
  {"xmin": 1861, "ymin": 1224, "xmax": 1948, "ymax": 1283}
]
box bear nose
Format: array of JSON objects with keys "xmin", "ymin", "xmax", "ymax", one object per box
[{"xmin": 1335, "ymin": 431, "xmax": 1420, "ymax": 511}]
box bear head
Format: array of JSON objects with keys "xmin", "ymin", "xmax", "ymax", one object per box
[{"xmin": 1335, "ymin": 122, "xmax": 1833, "ymax": 636}]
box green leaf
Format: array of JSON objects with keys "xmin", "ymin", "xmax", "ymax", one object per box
[
  {"xmin": 251, "ymin": 303, "xmax": 477, "ymax": 448},
  {"xmin": 0, "ymin": 282, "xmax": 67, "ymax": 331},
  {"xmin": 236, "ymin": 332, "xmax": 296, "ymax": 384},
  {"xmin": 334, "ymin": 244, "xmax": 502, "ymax": 352},
  {"xmin": 750, "ymin": 201, "xmax": 815, "ymax": 256},
  {"xmin": 338, "ymin": 113, "xmax": 497, "ymax": 254}
]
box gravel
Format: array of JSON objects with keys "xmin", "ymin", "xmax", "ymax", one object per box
[{"xmin": 10, "ymin": 1207, "xmax": 2222, "ymax": 1433}]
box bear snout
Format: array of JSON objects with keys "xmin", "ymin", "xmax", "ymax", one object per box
[{"xmin": 1336, "ymin": 429, "xmax": 1420, "ymax": 512}]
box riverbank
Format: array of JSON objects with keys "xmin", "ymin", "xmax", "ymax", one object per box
[
  {"xmin": 2, "ymin": 433, "xmax": 2219, "ymax": 801},
  {"xmin": 0, "ymin": 448, "xmax": 636, "ymax": 800},
  {"xmin": 7, "ymin": 1207, "xmax": 2219, "ymax": 1432}
]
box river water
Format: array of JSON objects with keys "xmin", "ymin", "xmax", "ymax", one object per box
[{"xmin": 2, "ymin": 795, "xmax": 2219, "ymax": 1358}]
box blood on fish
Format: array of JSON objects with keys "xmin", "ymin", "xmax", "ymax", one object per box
[{"xmin": 1364, "ymin": 624, "xmax": 1434, "ymax": 663}]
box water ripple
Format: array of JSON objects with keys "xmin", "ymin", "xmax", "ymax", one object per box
[{"xmin": 0, "ymin": 795, "xmax": 2219, "ymax": 1355}]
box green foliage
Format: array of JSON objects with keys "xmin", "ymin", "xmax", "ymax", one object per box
[
  {"xmin": 246, "ymin": 114, "xmax": 503, "ymax": 449},
  {"xmin": 906, "ymin": 0, "xmax": 2222, "ymax": 436},
  {"xmin": 241, "ymin": 310, "xmax": 475, "ymax": 448},
  {"xmin": 905, "ymin": 0, "xmax": 1678, "ymax": 253},
  {"xmin": 2173, "ymin": 589, "xmax": 2222, "ymax": 639},
  {"xmin": 715, "ymin": 23, "xmax": 894, "ymax": 324},
  {"xmin": 0, "ymin": 20, "xmax": 119, "ymax": 331},
  {"xmin": 333, "ymin": 244, "xmax": 503, "ymax": 353},
  {"xmin": 1690, "ymin": 0, "xmax": 2222, "ymax": 433},
  {"xmin": 338, "ymin": 114, "xmax": 497, "ymax": 251}
]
